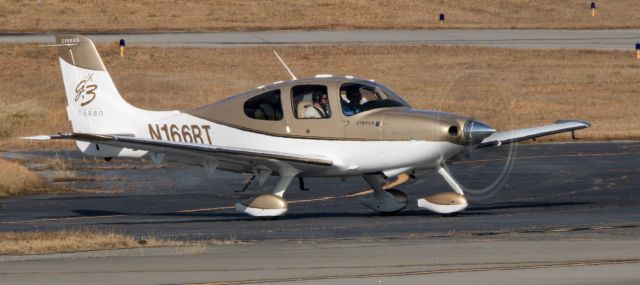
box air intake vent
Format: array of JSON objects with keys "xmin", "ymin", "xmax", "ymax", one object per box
[{"xmin": 448, "ymin": 126, "xmax": 459, "ymax": 136}]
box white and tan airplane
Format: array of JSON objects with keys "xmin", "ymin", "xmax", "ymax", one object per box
[{"xmin": 27, "ymin": 35, "xmax": 590, "ymax": 217}]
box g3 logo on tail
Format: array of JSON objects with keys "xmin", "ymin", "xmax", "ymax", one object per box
[{"xmin": 75, "ymin": 73, "xmax": 98, "ymax": 107}]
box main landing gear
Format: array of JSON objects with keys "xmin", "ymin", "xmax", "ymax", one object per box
[
  {"xmin": 235, "ymin": 174, "xmax": 294, "ymax": 218},
  {"xmin": 360, "ymin": 174, "xmax": 409, "ymax": 214},
  {"xmin": 234, "ymin": 167, "xmax": 297, "ymax": 218}
]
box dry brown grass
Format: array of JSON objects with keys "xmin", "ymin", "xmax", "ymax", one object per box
[
  {"xmin": 0, "ymin": 158, "xmax": 44, "ymax": 197},
  {"xmin": 12, "ymin": 155, "xmax": 152, "ymax": 171},
  {"xmin": 0, "ymin": 230, "xmax": 181, "ymax": 255},
  {"xmin": 1, "ymin": 43, "xmax": 639, "ymax": 150},
  {"xmin": 1, "ymin": 0, "xmax": 640, "ymax": 32}
]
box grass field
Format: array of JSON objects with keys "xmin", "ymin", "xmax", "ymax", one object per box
[
  {"xmin": 1, "ymin": 43, "xmax": 639, "ymax": 150},
  {"xmin": 0, "ymin": 158, "xmax": 44, "ymax": 197},
  {"xmin": 0, "ymin": 230, "xmax": 181, "ymax": 255},
  {"xmin": 1, "ymin": 0, "xmax": 640, "ymax": 32}
]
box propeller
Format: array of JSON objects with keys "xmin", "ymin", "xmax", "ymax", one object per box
[
  {"xmin": 443, "ymin": 122, "xmax": 518, "ymax": 201},
  {"xmin": 416, "ymin": 118, "xmax": 518, "ymax": 215}
]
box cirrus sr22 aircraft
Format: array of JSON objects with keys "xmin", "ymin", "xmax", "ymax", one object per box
[{"xmin": 27, "ymin": 35, "xmax": 590, "ymax": 218}]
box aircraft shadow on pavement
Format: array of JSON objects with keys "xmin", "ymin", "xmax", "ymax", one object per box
[
  {"xmin": 467, "ymin": 201, "xmax": 591, "ymax": 212},
  {"xmin": 70, "ymin": 201, "xmax": 590, "ymax": 225},
  {"xmin": 72, "ymin": 209, "xmax": 125, "ymax": 216},
  {"xmin": 73, "ymin": 209, "xmax": 491, "ymax": 226}
]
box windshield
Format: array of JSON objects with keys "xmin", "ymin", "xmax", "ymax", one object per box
[{"xmin": 340, "ymin": 81, "xmax": 409, "ymax": 116}]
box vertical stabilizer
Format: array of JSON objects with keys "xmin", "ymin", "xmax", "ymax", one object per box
[
  {"xmin": 56, "ymin": 34, "xmax": 138, "ymax": 134},
  {"xmin": 55, "ymin": 34, "xmax": 178, "ymax": 157}
]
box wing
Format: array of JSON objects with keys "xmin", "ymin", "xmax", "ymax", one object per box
[
  {"xmin": 24, "ymin": 132, "xmax": 333, "ymax": 170},
  {"xmin": 477, "ymin": 120, "xmax": 591, "ymax": 149}
]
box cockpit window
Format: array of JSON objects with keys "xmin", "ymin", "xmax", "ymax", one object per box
[
  {"xmin": 244, "ymin": 89, "xmax": 283, "ymax": 121},
  {"xmin": 340, "ymin": 82, "xmax": 409, "ymax": 116}
]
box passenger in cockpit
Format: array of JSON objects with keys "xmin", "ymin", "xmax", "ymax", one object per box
[
  {"xmin": 342, "ymin": 88, "xmax": 363, "ymax": 116},
  {"xmin": 304, "ymin": 91, "xmax": 330, "ymax": 119}
]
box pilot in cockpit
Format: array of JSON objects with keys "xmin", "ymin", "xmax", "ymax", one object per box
[
  {"xmin": 304, "ymin": 91, "xmax": 331, "ymax": 119},
  {"xmin": 342, "ymin": 87, "xmax": 363, "ymax": 116}
]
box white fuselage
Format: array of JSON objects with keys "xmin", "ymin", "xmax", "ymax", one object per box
[{"xmin": 78, "ymin": 112, "xmax": 465, "ymax": 176}]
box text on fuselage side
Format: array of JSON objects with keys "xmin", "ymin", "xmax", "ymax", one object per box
[{"xmin": 148, "ymin": 124, "xmax": 212, "ymax": 144}]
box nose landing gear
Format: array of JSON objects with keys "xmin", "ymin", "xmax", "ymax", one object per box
[{"xmin": 417, "ymin": 165, "xmax": 468, "ymax": 216}]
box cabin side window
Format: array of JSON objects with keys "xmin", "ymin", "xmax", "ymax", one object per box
[
  {"xmin": 291, "ymin": 85, "xmax": 331, "ymax": 119},
  {"xmin": 243, "ymin": 89, "xmax": 283, "ymax": 121}
]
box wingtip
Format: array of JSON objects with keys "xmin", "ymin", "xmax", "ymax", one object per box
[{"xmin": 20, "ymin": 135, "xmax": 52, "ymax": 141}]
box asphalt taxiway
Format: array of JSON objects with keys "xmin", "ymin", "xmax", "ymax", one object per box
[
  {"xmin": 1, "ymin": 142, "xmax": 639, "ymax": 241},
  {"xmin": 2, "ymin": 29, "xmax": 640, "ymax": 49},
  {"xmin": 1, "ymin": 142, "xmax": 639, "ymax": 284}
]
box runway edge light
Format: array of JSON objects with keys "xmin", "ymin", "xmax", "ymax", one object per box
[
  {"xmin": 439, "ymin": 13, "xmax": 445, "ymax": 26},
  {"xmin": 591, "ymin": 2, "xmax": 596, "ymax": 17},
  {"xmin": 636, "ymin": 42, "xmax": 640, "ymax": 59},
  {"xmin": 119, "ymin": 38, "xmax": 126, "ymax": 57}
]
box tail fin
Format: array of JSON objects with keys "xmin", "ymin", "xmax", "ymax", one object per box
[{"xmin": 55, "ymin": 35, "xmax": 178, "ymax": 156}]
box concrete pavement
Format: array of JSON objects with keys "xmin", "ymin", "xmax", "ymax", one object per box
[
  {"xmin": 2, "ymin": 29, "xmax": 640, "ymax": 49},
  {"xmin": 0, "ymin": 239, "xmax": 638, "ymax": 285}
]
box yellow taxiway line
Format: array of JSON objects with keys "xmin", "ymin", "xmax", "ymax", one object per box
[{"xmin": 176, "ymin": 173, "xmax": 410, "ymax": 213}]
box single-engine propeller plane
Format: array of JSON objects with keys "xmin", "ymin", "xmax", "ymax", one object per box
[{"xmin": 27, "ymin": 35, "xmax": 590, "ymax": 217}]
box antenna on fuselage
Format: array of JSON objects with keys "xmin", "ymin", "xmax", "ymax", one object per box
[{"xmin": 273, "ymin": 50, "xmax": 297, "ymax": 80}]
